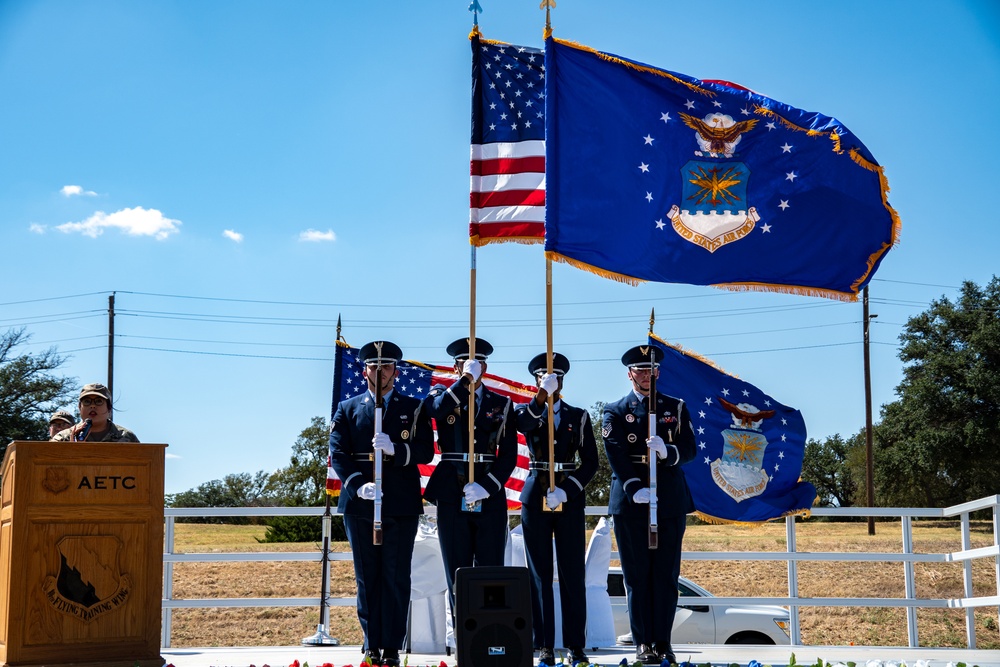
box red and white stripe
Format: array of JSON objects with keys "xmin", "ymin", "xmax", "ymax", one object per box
[{"xmin": 470, "ymin": 140, "xmax": 545, "ymax": 246}]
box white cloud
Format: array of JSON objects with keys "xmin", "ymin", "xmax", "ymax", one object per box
[
  {"xmin": 298, "ymin": 228, "xmax": 336, "ymax": 243},
  {"xmin": 56, "ymin": 206, "xmax": 181, "ymax": 240},
  {"xmin": 61, "ymin": 185, "xmax": 97, "ymax": 197},
  {"xmin": 165, "ymin": 452, "xmax": 182, "ymax": 460},
  {"xmin": 29, "ymin": 223, "xmax": 47, "ymax": 234},
  {"xmin": 223, "ymin": 229, "xmax": 244, "ymax": 243}
]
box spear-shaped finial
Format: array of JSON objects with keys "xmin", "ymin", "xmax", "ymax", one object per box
[
  {"xmin": 540, "ymin": 0, "xmax": 555, "ymax": 38},
  {"xmin": 649, "ymin": 308, "xmax": 655, "ymax": 335},
  {"xmin": 469, "ymin": 0, "xmax": 483, "ymax": 36},
  {"xmin": 336, "ymin": 313, "xmax": 343, "ymax": 342}
]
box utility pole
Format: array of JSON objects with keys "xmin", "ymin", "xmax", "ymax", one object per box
[
  {"xmin": 863, "ymin": 287, "xmax": 877, "ymax": 536},
  {"xmin": 107, "ymin": 292, "xmax": 115, "ymax": 402}
]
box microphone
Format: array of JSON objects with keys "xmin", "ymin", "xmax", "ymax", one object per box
[{"xmin": 77, "ymin": 418, "xmax": 93, "ymax": 442}]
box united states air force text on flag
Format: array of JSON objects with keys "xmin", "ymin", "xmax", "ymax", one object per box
[
  {"xmin": 543, "ymin": 38, "xmax": 900, "ymax": 301},
  {"xmin": 648, "ymin": 334, "xmax": 816, "ymax": 524}
]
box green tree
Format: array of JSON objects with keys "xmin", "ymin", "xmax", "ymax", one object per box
[
  {"xmin": 586, "ymin": 401, "xmax": 612, "ymax": 525},
  {"xmin": 261, "ymin": 416, "xmax": 345, "ymax": 542},
  {"xmin": 0, "ymin": 328, "xmax": 76, "ymax": 458},
  {"xmin": 802, "ymin": 433, "xmax": 865, "ymax": 508},
  {"xmin": 268, "ymin": 416, "xmax": 330, "ymax": 504},
  {"xmin": 166, "ymin": 471, "xmax": 273, "ymax": 524},
  {"xmin": 874, "ymin": 277, "xmax": 1000, "ymax": 507}
]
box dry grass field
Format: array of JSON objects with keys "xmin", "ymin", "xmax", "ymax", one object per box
[{"xmin": 166, "ymin": 519, "xmax": 999, "ymax": 649}]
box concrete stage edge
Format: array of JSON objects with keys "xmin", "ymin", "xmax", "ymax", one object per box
[{"xmin": 159, "ymin": 644, "xmax": 1000, "ymax": 667}]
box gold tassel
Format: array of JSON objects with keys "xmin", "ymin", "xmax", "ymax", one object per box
[
  {"xmin": 335, "ymin": 339, "xmax": 352, "ymax": 350},
  {"xmin": 552, "ymin": 38, "xmax": 714, "ymax": 98},
  {"xmin": 545, "ymin": 251, "xmax": 643, "ymax": 285},
  {"xmin": 469, "ymin": 25, "xmax": 481, "ymax": 40}
]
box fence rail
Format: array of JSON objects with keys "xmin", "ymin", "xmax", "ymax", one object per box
[{"xmin": 162, "ymin": 495, "xmax": 1000, "ymax": 649}]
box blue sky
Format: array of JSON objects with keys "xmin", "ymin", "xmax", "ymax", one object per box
[{"xmin": 2, "ymin": 1, "xmax": 998, "ymax": 495}]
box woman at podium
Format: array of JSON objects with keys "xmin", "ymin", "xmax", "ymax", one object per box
[{"xmin": 50, "ymin": 383, "xmax": 139, "ymax": 443}]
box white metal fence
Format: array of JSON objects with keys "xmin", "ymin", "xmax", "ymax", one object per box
[{"xmin": 162, "ymin": 495, "xmax": 1000, "ymax": 649}]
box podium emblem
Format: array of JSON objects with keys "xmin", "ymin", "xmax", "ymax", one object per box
[
  {"xmin": 42, "ymin": 535, "xmax": 132, "ymax": 622},
  {"xmin": 42, "ymin": 466, "xmax": 70, "ymax": 494}
]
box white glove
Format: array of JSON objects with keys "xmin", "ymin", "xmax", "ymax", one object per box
[
  {"xmin": 647, "ymin": 435, "xmax": 668, "ymax": 460},
  {"xmin": 545, "ymin": 486, "xmax": 568, "ymax": 510},
  {"xmin": 632, "ymin": 487, "xmax": 651, "ymax": 504},
  {"xmin": 358, "ymin": 482, "xmax": 377, "ymax": 501},
  {"xmin": 463, "ymin": 482, "xmax": 490, "ymax": 503},
  {"xmin": 539, "ymin": 372, "xmax": 559, "ymax": 395},
  {"xmin": 372, "ymin": 432, "xmax": 395, "ymax": 456},
  {"xmin": 462, "ymin": 359, "xmax": 483, "ymax": 382}
]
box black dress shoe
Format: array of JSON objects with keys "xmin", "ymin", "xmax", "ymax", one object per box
[
  {"xmin": 364, "ymin": 648, "xmax": 382, "ymax": 666},
  {"xmin": 636, "ymin": 643, "xmax": 659, "ymax": 665},
  {"xmin": 538, "ymin": 647, "xmax": 557, "ymax": 666},
  {"xmin": 568, "ymin": 646, "xmax": 589, "ymax": 664},
  {"xmin": 655, "ymin": 642, "xmax": 676, "ymax": 664},
  {"xmin": 381, "ymin": 648, "xmax": 401, "ymax": 667}
]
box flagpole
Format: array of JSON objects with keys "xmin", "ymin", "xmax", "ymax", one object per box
[
  {"xmin": 648, "ymin": 308, "xmax": 658, "ymax": 549},
  {"xmin": 467, "ymin": 245, "xmax": 478, "ymax": 509},
  {"xmin": 545, "ymin": 256, "xmax": 559, "ymax": 511}
]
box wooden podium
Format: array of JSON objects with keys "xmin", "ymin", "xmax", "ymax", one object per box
[{"xmin": 0, "ymin": 441, "xmax": 166, "ymax": 667}]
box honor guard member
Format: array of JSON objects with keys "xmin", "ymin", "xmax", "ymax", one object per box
[
  {"xmin": 424, "ymin": 337, "xmax": 518, "ymax": 610},
  {"xmin": 515, "ymin": 353, "xmax": 598, "ymax": 667},
  {"xmin": 328, "ymin": 341, "xmax": 434, "ymax": 667},
  {"xmin": 602, "ymin": 345, "xmax": 696, "ymax": 666}
]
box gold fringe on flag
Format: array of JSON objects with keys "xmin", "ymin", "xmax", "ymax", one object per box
[
  {"xmin": 471, "ymin": 235, "xmax": 545, "ymax": 247},
  {"xmin": 545, "ymin": 250, "xmax": 642, "ymax": 286},
  {"xmin": 694, "ymin": 507, "xmax": 812, "ymax": 526},
  {"xmin": 648, "ymin": 332, "xmax": 736, "ymax": 377},
  {"xmin": 552, "ymin": 38, "xmax": 715, "ymax": 98},
  {"xmin": 712, "ymin": 281, "xmax": 862, "ymax": 302}
]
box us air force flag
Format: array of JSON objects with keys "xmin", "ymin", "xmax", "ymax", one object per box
[
  {"xmin": 649, "ymin": 334, "xmax": 816, "ymax": 523},
  {"xmin": 544, "ymin": 37, "xmax": 900, "ymax": 301}
]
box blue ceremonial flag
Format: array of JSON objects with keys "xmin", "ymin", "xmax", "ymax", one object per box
[
  {"xmin": 648, "ymin": 334, "xmax": 816, "ymax": 523},
  {"xmin": 544, "ymin": 38, "xmax": 900, "ymax": 301}
]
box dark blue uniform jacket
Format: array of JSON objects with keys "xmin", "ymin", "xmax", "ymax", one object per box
[
  {"xmin": 602, "ymin": 387, "xmax": 697, "ymax": 517},
  {"xmin": 424, "ymin": 378, "xmax": 517, "ymax": 511},
  {"xmin": 329, "ymin": 390, "xmax": 434, "ymax": 517}
]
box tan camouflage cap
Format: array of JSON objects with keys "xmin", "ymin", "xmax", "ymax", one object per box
[
  {"xmin": 49, "ymin": 409, "xmax": 75, "ymax": 425},
  {"xmin": 79, "ymin": 383, "xmax": 112, "ymax": 403}
]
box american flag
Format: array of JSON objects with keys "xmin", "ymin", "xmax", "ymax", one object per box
[
  {"xmin": 328, "ymin": 341, "xmax": 536, "ymax": 508},
  {"xmin": 470, "ymin": 36, "xmax": 546, "ymax": 246}
]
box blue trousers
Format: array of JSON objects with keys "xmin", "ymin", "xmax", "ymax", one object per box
[
  {"xmin": 435, "ymin": 501, "xmax": 508, "ymax": 609},
  {"xmin": 521, "ymin": 502, "xmax": 587, "ymax": 649},
  {"xmin": 613, "ymin": 511, "xmax": 686, "ymax": 646},
  {"xmin": 344, "ymin": 514, "xmax": 419, "ymax": 652}
]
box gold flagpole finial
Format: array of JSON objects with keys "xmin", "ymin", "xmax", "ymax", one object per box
[
  {"xmin": 649, "ymin": 308, "xmax": 655, "ymax": 335},
  {"xmin": 540, "ymin": 0, "xmax": 555, "ymax": 38}
]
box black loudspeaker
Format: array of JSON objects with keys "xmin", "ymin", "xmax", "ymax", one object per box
[{"xmin": 455, "ymin": 566, "xmax": 533, "ymax": 667}]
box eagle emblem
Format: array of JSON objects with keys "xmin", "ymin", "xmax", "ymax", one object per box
[
  {"xmin": 680, "ymin": 112, "xmax": 757, "ymax": 158},
  {"xmin": 668, "ymin": 112, "xmax": 760, "ymax": 253},
  {"xmin": 710, "ymin": 398, "xmax": 774, "ymax": 503}
]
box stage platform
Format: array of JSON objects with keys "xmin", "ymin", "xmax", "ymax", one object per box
[{"xmin": 159, "ymin": 643, "xmax": 1000, "ymax": 667}]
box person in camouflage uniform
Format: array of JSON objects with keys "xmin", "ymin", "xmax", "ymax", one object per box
[{"xmin": 51, "ymin": 383, "xmax": 139, "ymax": 443}]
